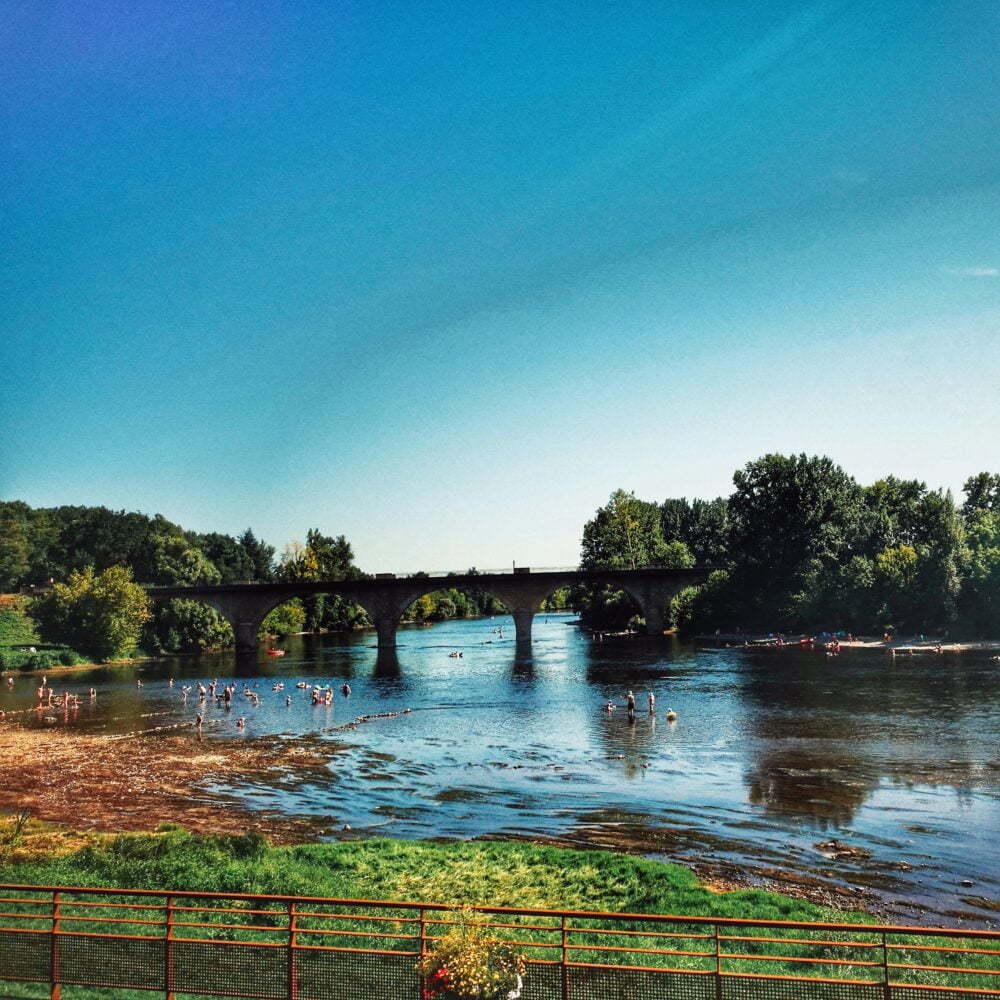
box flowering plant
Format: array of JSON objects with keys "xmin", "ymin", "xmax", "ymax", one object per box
[{"xmin": 417, "ymin": 907, "xmax": 526, "ymax": 1000}]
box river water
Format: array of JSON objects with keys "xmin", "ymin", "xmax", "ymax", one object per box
[{"xmin": 8, "ymin": 614, "xmax": 1000, "ymax": 926}]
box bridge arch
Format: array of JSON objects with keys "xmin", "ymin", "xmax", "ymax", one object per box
[
  {"xmin": 148, "ymin": 590, "xmax": 292, "ymax": 655},
  {"xmin": 337, "ymin": 581, "xmax": 513, "ymax": 650}
]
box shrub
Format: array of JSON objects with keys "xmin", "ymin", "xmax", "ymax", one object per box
[{"xmin": 0, "ymin": 646, "xmax": 86, "ymax": 671}]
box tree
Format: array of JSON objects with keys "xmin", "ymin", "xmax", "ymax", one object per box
[
  {"xmin": 238, "ymin": 529, "xmax": 275, "ymax": 582},
  {"xmin": 581, "ymin": 490, "xmax": 672, "ymax": 570},
  {"xmin": 962, "ymin": 473, "xmax": 1000, "ymax": 518},
  {"xmin": 260, "ymin": 600, "xmax": 306, "ymax": 638},
  {"xmin": 196, "ymin": 533, "xmax": 254, "ymax": 583},
  {"xmin": 279, "ymin": 530, "xmax": 362, "ymax": 632},
  {"xmin": 578, "ymin": 490, "xmax": 694, "ymax": 630},
  {"xmin": 146, "ymin": 599, "xmax": 233, "ymax": 653},
  {"xmin": 0, "ymin": 519, "xmax": 30, "ymax": 590},
  {"xmin": 728, "ymin": 454, "xmax": 863, "ymax": 628},
  {"xmin": 146, "ymin": 534, "xmax": 222, "ymax": 587},
  {"xmin": 957, "ymin": 511, "xmax": 1000, "ymax": 636},
  {"xmin": 32, "ymin": 566, "xmax": 150, "ymax": 660}
]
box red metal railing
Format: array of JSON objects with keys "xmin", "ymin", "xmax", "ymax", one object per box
[{"xmin": 0, "ymin": 884, "xmax": 997, "ymax": 999}]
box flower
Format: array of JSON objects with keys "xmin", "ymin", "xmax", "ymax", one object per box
[{"xmin": 417, "ymin": 907, "xmax": 526, "ymax": 1000}]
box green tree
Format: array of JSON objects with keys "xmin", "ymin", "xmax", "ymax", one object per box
[
  {"xmin": 32, "ymin": 566, "xmax": 150, "ymax": 660},
  {"xmin": 962, "ymin": 472, "xmax": 1000, "ymax": 518},
  {"xmin": 260, "ymin": 600, "xmax": 306, "ymax": 638},
  {"xmin": 581, "ymin": 490, "xmax": 672, "ymax": 570},
  {"xmin": 238, "ymin": 529, "xmax": 275, "ymax": 582},
  {"xmin": 146, "ymin": 534, "xmax": 222, "ymax": 587},
  {"xmin": 578, "ymin": 490, "xmax": 694, "ymax": 630},
  {"xmin": 728, "ymin": 454, "xmax": 863, "ymax": 628},
  {"xmin": 196, "ymin": 533, "xmax": 254, "ymax": 583},
  {"xmin": 280, "ymin": 530, "xmax": 362, "ymax": 632},
  {"xmin": 660, "ymin": 497, "xmax": 729, "ymax": 566},
  {"xmin": 147, "ymin": 600, "xmax": 233, "ymax": 653},
  {"xmin": 957, "ymin": 511, "xmax": 1000, "ymax": 635},
  {"xmin": 0, "ymin": 518, "xmax": 30, "ymax": 590}
]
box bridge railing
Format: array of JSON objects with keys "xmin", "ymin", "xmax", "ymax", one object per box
[
  {"xmin": 0, "ymin": 884, "xmax": 997, "ymax": 999},
  {"xmin": 372, "ymin": 566, "xmax": 581, "ymax": 579}
]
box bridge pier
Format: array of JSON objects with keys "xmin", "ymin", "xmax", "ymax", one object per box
[
  {"xmin": 621, "ymin": 580, "xmax": 689, "ymax": 638},
  {"xmin": 233, "ymin": 619, "xmax": 263, "ymax": 654},
  {"xmin": 374, "ymin": 616, "xmax": 399, "ymax": 649},
  {"xmin": 511, "ymin": 608, "xmax": 535, "ymax": 648},
  {"xmin": 642, "ymin": 603, "xmax": 666, "ymax": 637}
]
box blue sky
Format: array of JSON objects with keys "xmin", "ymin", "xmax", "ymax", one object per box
[{"xmin": 2, "ymin": 1, "xmax": 998, "ymax": 571}]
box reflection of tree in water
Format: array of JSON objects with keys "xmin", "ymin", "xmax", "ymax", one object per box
[
  {"xmin": 583, "ymin": 634, "xmax": 694, "ymax": 685},
  {"xmin": 738, "ymin": 650, "xmax": 1000, "ymax": 827},
  {"xmin": 745, "ymin": 747, "xmax": 878, "ymax": 827}
]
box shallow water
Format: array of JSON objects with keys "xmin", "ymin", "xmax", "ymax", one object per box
[{"xmin": 6, "ymin": 614, "xmax": 999, "ymax": 925}]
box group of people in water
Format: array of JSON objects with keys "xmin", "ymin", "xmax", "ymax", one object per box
[
  {"xmin": 0, "ymin": 669, "xmax": 364, "ymax": 733},
  {"xmin": 0, "ymin": 674, "xmax": 98, "ymax": 722},
  {"xmin": 32, "ymin": 675, "xmax": 95, "ymax": 711},
  {"xmin": 604, "ymin": 689, "xmax": 677, "ymax": 723},
  {"xmin": 175, "ymin": 675, "xmax": 355, "ymax": 731}
]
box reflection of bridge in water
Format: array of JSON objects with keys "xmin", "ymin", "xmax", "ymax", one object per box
[{"xmin": 146, "ymin": 567, "xmax": 709, "ymax": 654}]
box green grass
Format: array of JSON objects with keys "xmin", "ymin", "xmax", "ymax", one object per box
[
  {"xmin": 0, "ymin": 828, "xmax": 842, "ymax": 921},
  {"xmin": 0, "ymin": 831, "xmax": 996, "ymax": 998}
]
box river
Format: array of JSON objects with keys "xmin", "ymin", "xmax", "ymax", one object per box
[{"xmin": 7, "ymin": 613, "xmax": 999, "ymax": 926}]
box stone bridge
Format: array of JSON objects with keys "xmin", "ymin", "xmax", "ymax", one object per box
[{"xmin": 146, "ymin": 567, "xmax": 709, "ymax": 654}]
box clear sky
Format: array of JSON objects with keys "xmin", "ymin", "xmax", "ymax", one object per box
[{"xmin": 2, "ymin": 1, "xmax": 998, "ymax": 572}]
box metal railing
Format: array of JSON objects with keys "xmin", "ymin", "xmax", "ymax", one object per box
[{"xmin": 0, "ymin": 884, "xmax": 997, "ymax": 999}]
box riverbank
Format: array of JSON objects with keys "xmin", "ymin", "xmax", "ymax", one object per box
[
  {"xmin": 0, "ymin": 821, "xmax": 861, "ymax": 928},
  {"xmin": 695, "ymin": 633, "xmax": 1000, "ymax": 654}
]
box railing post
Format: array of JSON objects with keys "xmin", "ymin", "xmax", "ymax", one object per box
[
  {"xmin": 287, "ymin": 901, "xmax": 298, "ymax": 1000},
  {"xmin": 418, "ymin": 908, "xmax": 427, "ymax": 1000},
  {"xmin": 49, "ymin": 891, "xmax": 61, "ymax": 1000},
  {"xmin": 881, "ymin": 931, "xmax": 891, "ymax": 1000},
  {"xmin": 165, "ymin": 894, "xmax": 175, "ymax": 1000},
  {"xmin": 560, "ymin": 914, "xmax": 569, "ymax": 1000},
  {"xmin": 714, "ymin": 922, "xmax": 723, "ymax": 1000}
]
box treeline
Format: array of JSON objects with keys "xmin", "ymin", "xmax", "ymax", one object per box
[
  {"xmin": 0, "ymin": 503, "xmax": 528, "ymax": 658},
  {"xmin": 0, "ymin": 501, "xmax": 282, "ymax": 655},
  {"xmin": 578, "ymin": 456, "xmax": 1000, "ymax": 637}
]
